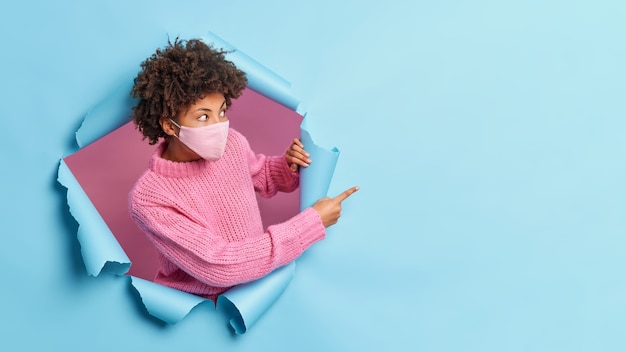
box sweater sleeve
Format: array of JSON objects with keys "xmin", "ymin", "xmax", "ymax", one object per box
[
  {"xmin": 130, "ymin": 200, "xmax": 325, "ymax": 288},
  {"xmin": 247, "ymin": 146, "xmax": 300, "ymax": 199}
]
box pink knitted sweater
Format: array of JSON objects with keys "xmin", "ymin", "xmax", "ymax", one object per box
[{"xmin": 129, "ymin": 128, "xmax": 325, "ymax": 300}]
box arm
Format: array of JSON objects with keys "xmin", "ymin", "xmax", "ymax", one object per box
[
  {"xmin": 248, "ymin": 146, "xmax": 300, "ymax": 199},
  {"xmin": 130, "ymin": 201, "xmax": 324, "ymax": 288}
]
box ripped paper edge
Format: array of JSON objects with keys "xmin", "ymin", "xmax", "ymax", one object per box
[{"xmin": 58, "ymin": 31, "xmax": 339, "ymax": 334}]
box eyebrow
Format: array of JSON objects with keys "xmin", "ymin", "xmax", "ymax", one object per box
[{"xmin": 195, "ymin": 100, "xmax": 227, "ymax": 112}]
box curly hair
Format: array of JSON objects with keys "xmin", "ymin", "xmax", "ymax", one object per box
[{"xmin": 131, "ymin": 38, "xmax": 248, "ymax": 144}]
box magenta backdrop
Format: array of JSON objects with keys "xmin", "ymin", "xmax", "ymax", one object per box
[{"xmin": 64, "ymin": 88, "xmax": 303, "ymax": 280}]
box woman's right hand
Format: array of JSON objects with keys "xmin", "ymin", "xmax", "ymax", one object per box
[{"xmin": 312, "ymin": 186, "xmax": 359, "ymax": 228}]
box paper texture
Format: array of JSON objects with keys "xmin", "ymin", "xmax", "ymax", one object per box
[
  {"xmin": 75, "ymin": 80, "xmax": 137, "ymax": 148},
  {"xmin": 203, "ymin": 32, "xmax": 300, "ymax": 112},
  {"xmin": 57, "ymin": 159, "xmax": 130, "ymax": 276},
  {"xmin": 59, "ymin": 32, "xmax": 339, "ymax": 334},
  {"xmin": 217, "ymin": 262, "xmax": 296, "ymax": 334},
  {"xmin": 299, "ymin": 118, "xmax": 340, "ymax": 211},
  {"xmin": 129, "ymin": 276, "xmax": 206, "ymax": 324}
]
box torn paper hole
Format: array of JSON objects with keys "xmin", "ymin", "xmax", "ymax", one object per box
[{"xmin": 57, "ymin": 31, "xmax": 339, "ymax": 334}]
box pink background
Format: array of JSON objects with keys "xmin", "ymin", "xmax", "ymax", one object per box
[{"xmin": 64, "ymin": 88, "xmax": 303, "ymax": 280}]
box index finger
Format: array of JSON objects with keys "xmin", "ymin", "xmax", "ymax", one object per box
[{"xmin": 333, "ymin": 186, "xmax": 359, "ymax": 203}]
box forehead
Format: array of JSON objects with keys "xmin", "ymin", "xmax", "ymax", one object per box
[
  {"xmin": 180, "ymin": 92, "xmax": 226, "ymax": 115},
  {"xmin": 192, "ymin": 92, "xmax": 226, "ymax": 107}
]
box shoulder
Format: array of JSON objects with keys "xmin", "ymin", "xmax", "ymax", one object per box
[
  {"xmin": 129, "ymin": 166, "xmax": 181, "ymax": 209},
  {"xmin": 129, "ymin": 170, "xmax": 160, "ymax": 204}
]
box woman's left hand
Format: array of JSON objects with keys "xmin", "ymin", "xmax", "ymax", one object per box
[{"xmin": 285, "ymin": 138, "xmax": 311, "ymax": 172}]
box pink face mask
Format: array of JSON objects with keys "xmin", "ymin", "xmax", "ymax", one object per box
[{"xmin": 169, "ymin": 119, "xmax": 229, "ymax": 161}]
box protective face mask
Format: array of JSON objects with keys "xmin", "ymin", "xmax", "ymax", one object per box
[{"xmin": 169, "ymin": 119, "xmax": 229, "ymax": 161}]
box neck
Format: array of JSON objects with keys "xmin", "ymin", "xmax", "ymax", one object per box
[{"xmin": 161, "ymin": 138, "xmax": 202, "ymax": 162}]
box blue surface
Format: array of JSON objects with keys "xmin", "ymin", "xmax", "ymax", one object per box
[{"xmin": 2, "ymin": 1, "xmax": 626, "ymax": 351}]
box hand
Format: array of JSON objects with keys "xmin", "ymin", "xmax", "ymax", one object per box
[
  {"xmin": 312, "ymin": 186, "xmax": 359, "ymax": 228},
  {"xmin": 285, "ymin": 138, "xmax": 312, "ymax": 172}
]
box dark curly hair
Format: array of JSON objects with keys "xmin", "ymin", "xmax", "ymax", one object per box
[{"xmin": 131, "ymin": 38, "xmax": 248, "ymax": 144}]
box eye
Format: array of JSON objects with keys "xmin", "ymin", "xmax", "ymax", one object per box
[
  {"xmin": 198, "ymin": 114, "xmax": 208, "ymax": 122},
  {"xmin": 220, "ymin": 109, "xmax": 226, "ymax": 117}
]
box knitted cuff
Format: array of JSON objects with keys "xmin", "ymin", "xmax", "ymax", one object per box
[{"xmin": 294, "ymin": 207, "xmax": 326, "ymax": 250}]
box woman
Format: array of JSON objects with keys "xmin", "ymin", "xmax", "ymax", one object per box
[{"xmin": 129, "ymin": 38, "xmax": 357, "ymax": 301}]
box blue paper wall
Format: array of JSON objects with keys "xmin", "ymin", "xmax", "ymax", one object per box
[{"xmin": 2, "ymin": 1, "xmax": 626, "ymax": 351}]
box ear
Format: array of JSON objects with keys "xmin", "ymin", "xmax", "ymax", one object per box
[{"xmin": 160, "ymin": 117, "xmax": 178, "ymax": 137}]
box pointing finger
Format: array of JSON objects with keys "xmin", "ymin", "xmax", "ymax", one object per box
[{"xmin": 334, "ymin": 186, "xmax": 359, "ymax": 203}]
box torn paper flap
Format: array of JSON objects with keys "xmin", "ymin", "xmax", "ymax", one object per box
[{"xmin": 57, "ymin": 160, "xmax": 130, "ymax": 276}]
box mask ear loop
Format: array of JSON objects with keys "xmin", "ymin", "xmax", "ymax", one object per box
[{"xmin": 168, "ymin": 119, "xmax": 181, "ymax": 138}]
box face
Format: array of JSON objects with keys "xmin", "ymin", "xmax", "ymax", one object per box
[
  {"xmin": 176, "ymin": 92, "xmax": 228, "ymax": 128},
  {"xmin": 159, "ymin": 92, "xmax": 229, "ymax": 161}
]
